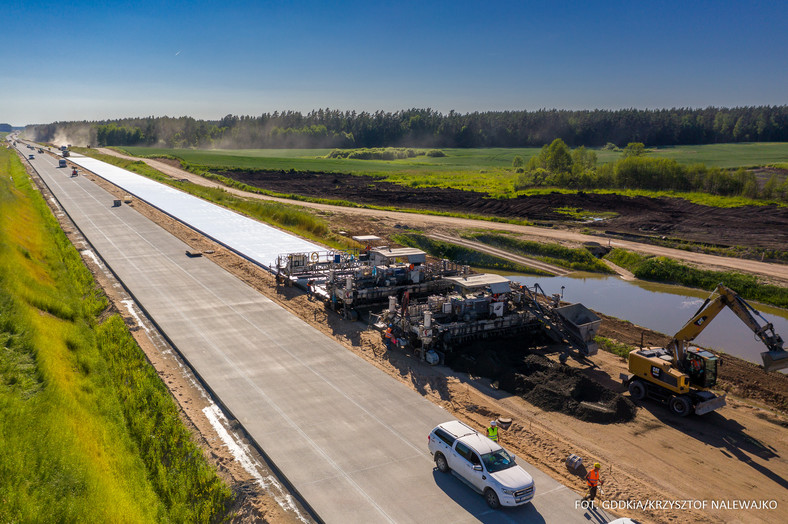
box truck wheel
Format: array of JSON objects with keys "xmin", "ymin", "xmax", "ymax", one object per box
[
  {"xmin": 435, "ymin": 453, "xmax": 450, "ymax": 473},
  {"xmin": 628, "ymin": 380, "xmax": 646, "ymax": 401},
  {"xmin": 670, "ymin": 396, "xmax": 692, "ymax": 417},
  {"xmin": 484, "ymin": 488, "xmax": 501, "ymax": 509}
]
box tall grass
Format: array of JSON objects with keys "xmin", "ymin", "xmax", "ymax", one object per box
[
  {"xmin": 605, "ymin": 248, "xmax": 788, "ymax": 308},
  {"xmin": 392, "ymin": 233, "xmax": 550, "ymax": 275},
  {"xmin": 460, "ymin": 231, "xmax": 614, "ymax": 273},
  {"xmin": 0, "ymin": 147, "xmax": 232, "ymax": 522}
]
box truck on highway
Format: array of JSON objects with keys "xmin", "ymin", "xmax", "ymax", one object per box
[
  {"xmin": 428, "ymin": 420, "xmax": 535, "ymax": 509},
  {"xmin": 59, "ymin": 159, "xmax": 67, "ymax": 168}
]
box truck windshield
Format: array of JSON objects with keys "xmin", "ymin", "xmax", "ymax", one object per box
[{"xmin": 481, "ymin": 449, "xmax": 516, "ymax": 473}]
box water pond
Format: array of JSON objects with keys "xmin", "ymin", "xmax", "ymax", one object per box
[{"xmin": 508, "ymin": 274, "xmax": 788, "ymax": 367}]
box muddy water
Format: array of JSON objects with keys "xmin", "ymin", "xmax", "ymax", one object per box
[{"xmin": 508, "ymin": 274, "xmax": 788, "ymax": 366}]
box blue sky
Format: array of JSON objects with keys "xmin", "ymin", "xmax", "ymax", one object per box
[{"xmin": 2, "ymin": 0, "xmax": 787, "ymax": 125}]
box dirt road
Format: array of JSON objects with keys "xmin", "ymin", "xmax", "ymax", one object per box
[{"xmin": 97, "ymin": 149, "xmax": 788, "ymax": 283}]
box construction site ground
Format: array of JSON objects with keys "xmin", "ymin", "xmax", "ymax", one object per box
[
  {"xmin": 81, "ymin": 150, "xmax": 788, "ymax": 524},
  {"xmin": 208, "ymin": 167, "xmax": 788, "ymax": 252}
]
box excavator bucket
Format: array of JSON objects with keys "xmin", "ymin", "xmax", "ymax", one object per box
[{"xmin": 761, "ymin": 350, "xmax": 788, "ymax": 373}]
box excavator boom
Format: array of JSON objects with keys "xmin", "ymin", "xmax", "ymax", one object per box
[{"xmin": 669, "ymin": 284, "xmax": 788, "ymax": 372}]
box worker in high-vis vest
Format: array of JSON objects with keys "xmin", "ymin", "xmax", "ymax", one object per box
[
  {"xmin": 581, "ymin": 462, "xmax": 603, "ymax": 502},
  {"xmin": 486, "ymin": 420, "xmax": 498, "ymax": 442}
]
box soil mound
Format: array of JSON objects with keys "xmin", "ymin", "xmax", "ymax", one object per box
[
  {"xmin": 500, "ymin": 355, "xmax": 636, "ymax": 423},
  {"xmin": 446, "ymin": 344, "xmax": 636, "ymax": 424}
]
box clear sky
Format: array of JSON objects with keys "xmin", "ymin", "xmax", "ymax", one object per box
[{"xmin": 2, "ymin": 0, "xmax": 787, "ymax": 126}]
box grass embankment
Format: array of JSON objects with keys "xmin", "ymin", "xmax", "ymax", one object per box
[
  {"xmin": 459, "ymin": 232, "xmax": 613, "ymax": 274},
  {"xmin": 392, "ymin": 233, "xmax": 550, "ymax": 275},
  {"xmin": 0, "ymin": 148, "xmax": 232, "ymax": 521},
  {"xmin": 600, "ymin": 233, "xmax": 788, "ymax": 264},
  {"xmin": 595, "ymin": 336, "xmax": 636, "ymax": 358},
  {"xmin": 605, "ymin": 248, "xmax": 788, "ymax": 308}
]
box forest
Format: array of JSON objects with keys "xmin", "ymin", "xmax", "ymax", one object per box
[{"xmin": 28, "ymin": 106, "xmax": 788, "ymax": 150}]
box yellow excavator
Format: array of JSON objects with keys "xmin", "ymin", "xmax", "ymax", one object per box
[{"xmin": 622, "ymin": 283, "xmax": 788, "ymax": 416}]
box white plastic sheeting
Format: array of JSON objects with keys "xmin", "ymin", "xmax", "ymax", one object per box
[{"xmin": 71, "ymin": 156, "xmax": 322, "ymax": 269}]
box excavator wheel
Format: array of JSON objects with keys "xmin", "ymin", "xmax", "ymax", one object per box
[
  {"xmin": 628, "ymin": 380, "xmax": 646, "ymax": 401},
  {"xmin": 669, "ymin": 395, "xmax": 692, "ymax": 417}
]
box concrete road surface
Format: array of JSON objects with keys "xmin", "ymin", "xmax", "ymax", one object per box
[{"xmin": 19, "ymin": 145, "xmax": 610, "ymax": 524}]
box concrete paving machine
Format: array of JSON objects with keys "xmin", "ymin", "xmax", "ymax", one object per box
[
  {"xmin": 374, "ymin": 274, "xmax": 601, "ymax": 364},
  {"xmin": 622, "ymin": 283, "xmax": 788, "ymax": 417},
  {"xmin": 274, "ymin": 246, "xmax": 461, "ymax": 319}
]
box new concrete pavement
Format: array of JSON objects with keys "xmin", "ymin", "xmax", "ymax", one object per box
[{"xmin": 16, "ymin": 143, "xmax": 609, "ymax": 524}]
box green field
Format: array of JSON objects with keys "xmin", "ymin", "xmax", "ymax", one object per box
[
  {"xmin": 0, "ymin": 146, "xmax": 232, "ymax": 521},
  {"xmin": 119, "ymin": 143, "xmax": 788, "ymax": 202},
  {"xmin": 124, "ymin": 142, "xmax": 788, "ymax": 172}
]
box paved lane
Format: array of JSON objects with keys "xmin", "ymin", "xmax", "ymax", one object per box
[{"xmin": 18, "ymin": 144, "xmax": 605, "ymax": 524}]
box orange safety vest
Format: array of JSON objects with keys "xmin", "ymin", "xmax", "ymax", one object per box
[
  {"xmin": 586, "ymin": 469, "xmax": 600, "ymax": 487},
  {"xmin": 487, "ymin": 426, "xmax": 498, "ymax": 441}
]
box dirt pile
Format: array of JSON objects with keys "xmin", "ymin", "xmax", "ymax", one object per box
[
  {"xmin": 445, "ymin": 340, "xmax": 636, "ymax": 424},
  {"xmin": 500, "ymin": 355, "xmax": 636, "ymax": 423}
]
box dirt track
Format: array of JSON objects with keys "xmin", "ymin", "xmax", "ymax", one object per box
[{"xmin": 88, "ymin": 150, "xmax": 788, "ymax": 523}]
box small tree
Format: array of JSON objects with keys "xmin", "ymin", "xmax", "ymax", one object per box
[
  {"xmin": 571, "ymin": 146, "xmax": 597, "ymax": 173},
  {"xmin": 542, "ymin": 138, "xmax": 573, "ymax": 173},
  {"xmin": 763, "ymin": 175, "xmax": 779, "ymax": 199},
  {"xmin": 622, "ymin": 142, "xmax": 646, "ymax": 158},
  {"xmin": 512, "ymin": 155, "xmax": 524, "ymax": 168}
]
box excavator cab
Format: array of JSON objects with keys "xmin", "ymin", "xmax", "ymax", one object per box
[{"xmin": 685, "ymin": 347, "xmax": 719, "ymax": 389}]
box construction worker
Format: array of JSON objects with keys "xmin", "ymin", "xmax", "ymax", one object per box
[
  {"xmin": 384, "ymin": 325, "xmax": 396, "ymax": 350},
  {"xmin": 581, "ymin": 462, "xmax": 603, "ymax": 502},
  {"xmin": 486, "ymin": 420, "xmax": 499, "ymax": 442}
]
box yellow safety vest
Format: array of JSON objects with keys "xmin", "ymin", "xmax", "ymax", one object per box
[{"xmin": 487, "ymin": 426, "xmax": 498, "ymax": 441}]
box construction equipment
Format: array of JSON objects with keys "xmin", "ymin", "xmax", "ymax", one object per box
[
  {"xmin": 374, "ymin": 275, "xmax": 601, "ymax": 364},
  {"xmin": 622, "ymin": 283, "xmax": 788, "ymax": 416},
  {"xmin": 274, "ymin": 246, "xmax": 460, "ymax": 319}
]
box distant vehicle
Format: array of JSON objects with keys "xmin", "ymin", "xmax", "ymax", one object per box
[
  {"xmin": 28, "ymin": 154, "xmax": 34, "ymax": 159},
  {"xmin": 58, "ymin": 159, "xmax": 67, "ymax": 168},
  {"xmin": 62, "ymin": 150, "xmax": 70, "ymax": 157},
  {"xmin": 428, "ymin": 420, "xmax": 535, "ymax": 509},
  {"xmin": 60, "ymin": 145, "xmax": 67, "ymax": 151},
  {"xmin": 71, "ymin": 167, "xmax": 79, "ymax": 177},
  {"xmin": 37, "ymin": 148, "xmax": 43, "ymax": 153}
]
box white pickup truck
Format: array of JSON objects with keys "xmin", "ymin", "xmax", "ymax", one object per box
[{"xmin": 428, "ymin": 420, "xmax": 535, "ymax": 509}]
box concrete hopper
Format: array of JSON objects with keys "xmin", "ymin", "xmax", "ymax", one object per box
[{"xmin": 554, "ymin": 303, "xmax": 602, "ymax": 356}]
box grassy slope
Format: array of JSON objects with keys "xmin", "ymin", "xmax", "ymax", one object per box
[
  {"xmin": 0, "ymin": 147, "xmax": 231, "ymax": 521},
  {"xmin": 605, "ymin": 248, "xmax": 788, "ymax": 308}
]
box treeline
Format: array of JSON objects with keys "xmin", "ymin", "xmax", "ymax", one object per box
[
  {"xmin": 515, "ymin": 139, "xmax": 788, "ymax": 201},
  {"xmin": 27, "ymin": 106, "xmax": 788, "ymax": 149}
]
